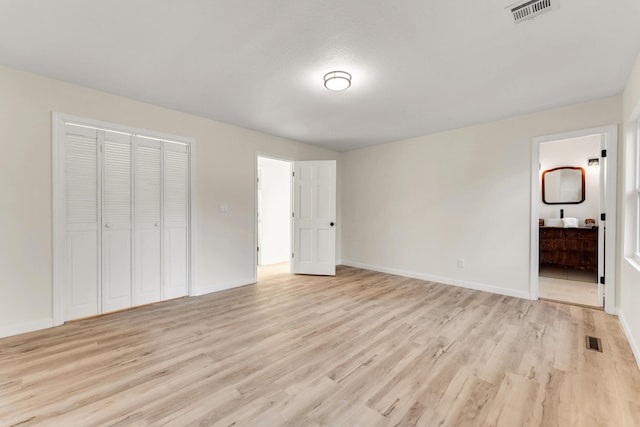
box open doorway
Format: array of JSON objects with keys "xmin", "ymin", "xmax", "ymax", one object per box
[
  {"xmin": 256, "ymin": 155, "xmax": 292, "ymax": 282},
  {"xmin": 538, "ymin": 135, "xmax": 601, "ymax": 307},
  {"xmin": 531, "ymin": 126, "xmax": 617, "ymax": 313}
]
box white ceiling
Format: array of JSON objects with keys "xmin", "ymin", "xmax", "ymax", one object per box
[{"xmin": 1, "ymin": 1, "xmax": 639, "ymax": 151}]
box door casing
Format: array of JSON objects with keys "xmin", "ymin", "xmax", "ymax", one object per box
[
  {"xmin": 530, "ymin": 125, "xmax": 618, "ymax": 314},
  {"xmin": 254, "ymin": 154, "xmax": 294, "ymax": 281},
  {"xmin": 52, "ymin": 112, "xmax": 196, "ymax": 326}
]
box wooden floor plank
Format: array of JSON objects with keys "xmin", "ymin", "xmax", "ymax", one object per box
[{"xmin": 1, "ymin": 265, "xmax": 639, "ymax": 426}]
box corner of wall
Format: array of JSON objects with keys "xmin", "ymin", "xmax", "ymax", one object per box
[
  {"xmin": 192, "ymin": 278, "xmax": 256, "ymax": 297},
  {"xmin": 0, "ymin": 318, "xmax": 54, "ymax": 339},
  {"xmin": 619, "ymin": 310, "xmax": 640, "ymax": 370},
  {"xmin": 341, "ymin": 260, "xmax": 532, "ymax": 300}
]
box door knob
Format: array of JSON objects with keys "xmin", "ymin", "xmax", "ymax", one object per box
[
  {"xmin": 155, "ymin": 222, "xmax": 159, "ymax": 227},
  {"xmin": 105, "ymin": 223, "xmax": 111, "ymax": 228},
  {"xmin": 330, "ymin": 222, "xmax": 335, "ymax": 227}
]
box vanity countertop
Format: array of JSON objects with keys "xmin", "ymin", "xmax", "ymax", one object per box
[{"xmin": 539, "ymin": 226, "xmax": 598, "ymax": 229}]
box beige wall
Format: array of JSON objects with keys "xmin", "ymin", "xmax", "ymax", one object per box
[
  {"xmin": 342, "ymin": 96, "xmax": 621, "ymax": 298},
  {"xmin": 620, "ymin": 52, "xmax": 640, "ymax": 367},
  {"xmin": 0, "ymin": 65, "xmax": 341, "ymax": 335}
]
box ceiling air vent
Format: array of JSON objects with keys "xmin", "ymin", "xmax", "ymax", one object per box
[{"xmin": 508, "ymin": 0, "xmax": 556, "ymax": 24}]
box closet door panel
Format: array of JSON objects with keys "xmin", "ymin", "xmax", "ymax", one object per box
[
  {"xmin": 136, "ymin": 230, "xmax": 161, "ymax": 302},
  {"xmin": 102, "ymin": 131, "xmax": 133, "ymax": 313},
  {"xmin": 164, "ymin": 229, "xmax": 187, "ymax": 299},
  {"xmin": 134, "ymin": 138, "xmax": 162, "ymax": 305},
  {"xmin": 163, "ymin": 142, "xmax": 189, "ymax": 299},
  {"xmin": 66, "ymin": 228, "xmax": 99, "ymax": 319},
  {"xmin": 64, "ymin": 125, "xmax": 100, "ymax": 320},
  {"xmin": 102, "ymin": 229, "xmax": 132, "ymax": 310}
]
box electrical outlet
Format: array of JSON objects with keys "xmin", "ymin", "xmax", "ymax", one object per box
[{"xmin": 457, "ymin": 258, "xmax": 465, "ymax": 268}]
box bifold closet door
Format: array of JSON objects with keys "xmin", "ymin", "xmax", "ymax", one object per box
[
  {"xmin": 134, "ymin": 137, "xmax": 162, "ymax": 305},
  {"xmin": 163, "ymin": 142, "xmax": 189, "ymax": 299},
  {"xmin": 101, "ymin": 131, "xmax": 133, "ymax": 313},
  {"xmin": 62, "ymin": 121, "xmax": 189, "ymax": 320},
  {"xmin": 64, "ymin": 124, "xmax": 100, "ymax": 320}
]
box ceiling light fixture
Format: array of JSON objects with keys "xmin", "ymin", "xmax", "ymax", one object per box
[{"xmin": 324, "ymin": 71, "xmax": 351, "ymax": 91}]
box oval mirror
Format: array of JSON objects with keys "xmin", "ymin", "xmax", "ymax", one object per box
[{"xmin": 542, "ymin": 166, "xmax": 585, "ymax": 205}]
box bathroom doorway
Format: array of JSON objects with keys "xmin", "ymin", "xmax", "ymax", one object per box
[
  {"xmin": 539, "ymin": 135, "xmax": 600, "ymax": 306},
  {"xmin": 530, "ymin": 126, "xmax": 617, "ymax": 313},
  {"xmin": 256, "ymin": 155, "xmax": 293, "ymax": 282}
]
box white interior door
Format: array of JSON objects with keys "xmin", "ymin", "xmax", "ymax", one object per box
[
  {"xmin": 134, "ymin": 137, "xmax": 162, "ymax": 305},
  {"xmin": 163, "ymin": 142, "xmax": 189, "ymax": 299},
  {"xmin": 292, "ymin": 160, "xmax": 336, "ymax": 276},
  {"xmin": 597, "ymin": 135, "xmax": 606, "ymax": 307},
  {"xmin": 64, "ymin": 124, "xmax": 100, "ymax": 320},
  {"xmin": 102, "ymin": 131, "xmax": 133, "ymax": 313}
]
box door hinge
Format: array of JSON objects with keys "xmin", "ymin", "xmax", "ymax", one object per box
[
  {"xmin": 601, "ymin": 213, "xmax": 606, "ymax": 221},
  {"xmin": 99, "ymin": 144, "xmax": 103, "ymax": 152},
  {"xmin": 600, "ymin": 276, "xmax": 605, "ymax": 285},
  {"xmin": 292, "ymin": 212, "xmax": 294, "ymax": 218},
  {"xmin": 292, "ymin": 252, "xmax": 294, "ymax": 259},
  {"xmin": 292, "ymin": 171, "xmax": 295, "ymax": 177},
  {"xmin": 257, "ymin": 246, "xmax": 259, "ymax": 252},
  {"xmin": 601, "ymin": 149, "xmax": 607, "ymax": 158}
]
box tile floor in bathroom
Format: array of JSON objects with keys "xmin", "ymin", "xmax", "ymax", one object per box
[{"xmin": 538, "ymin": 265, "xmax": 599, "ymax": 307}]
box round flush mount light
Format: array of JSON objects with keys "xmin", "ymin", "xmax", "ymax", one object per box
[{"xmin": 324, "ymin": 71, "xmax": 351, "ymax": 91}]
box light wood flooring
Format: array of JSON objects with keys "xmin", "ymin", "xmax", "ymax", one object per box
[
  {"xmin": 1, "ymin": 266, "xmax": 639, "ymax": 426},
  {"xmin": 257, "ymin": 262, "xmax": 290, "ymax": 282},
  {"xmin": 539, "ymin": 266, "xmax": 599, "ymax": 307}
]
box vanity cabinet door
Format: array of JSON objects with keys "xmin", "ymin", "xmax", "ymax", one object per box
[{"xmin": 540, "ymin": 228, "xmax": 565, "ymax": 265}]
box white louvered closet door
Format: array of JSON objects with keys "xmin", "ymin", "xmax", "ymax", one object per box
[
  {"xmin": 59, "ymin": 117, "xmax": 191, "ymax": 322},
  {"xmin": 134, "ymin": 137, "xmax": 162, "ymax": 305},
  {"xmin": 64, "ymin": 124, "xmax": 100, "ymax": 320},
  {"xmin": 101, "ymin": 131, "xmax": 133, "ymax": 313},
  {"xmin": 163, "ymin": 142, "xmax": 189, "ymax": 299}
]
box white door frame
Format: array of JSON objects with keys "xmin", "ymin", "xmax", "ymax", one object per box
[
  {"xmin": 257, "ymin": 166, "xmax": 263, "ymax": 266},
  {"xmin": 52, "ymin": 112, "xmax": 196, "ymax": 326},
  {"xmin": 254, "ymin": 153, "xmax": 293, "ymax": 282},
  {"xmin": 530, "ymin": 125, "xmax": 618, "ymax": 314}
]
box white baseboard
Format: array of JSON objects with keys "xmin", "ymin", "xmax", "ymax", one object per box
[
  {"xmin": 192, "ymin": 277, "xmax": 256, "ymax": 297},
  {"xmin": 341, "ymin": 260, "xmax": 532, "ymax": 300},
  {"xmin": 0, "ymin": 318, "xmax": 54, "ymax": 339},
  {"xmin": 619, "ymin": 311, "xmax": 640, "ymax": 370}
]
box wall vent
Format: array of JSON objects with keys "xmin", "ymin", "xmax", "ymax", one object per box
[{"xmin": 508, "ymin": 0, "xmax": 556, "ymax": 24}]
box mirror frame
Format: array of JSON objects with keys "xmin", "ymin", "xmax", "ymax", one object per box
[{"xmin": 541, "ymin": 166, "xmax": 585, "ymax": 205}]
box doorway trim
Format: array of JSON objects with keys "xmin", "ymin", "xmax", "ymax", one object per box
[
  {"xmin": 530, "ymin": 125, "xmax": 618, "ymax": 314},
  {"xmin": 254, "ymin": 153, "xmax": 294, "ymax": 283},
  {"xmin": 52, "ymin": 113, "xmax": 196, "ymax": 326}
]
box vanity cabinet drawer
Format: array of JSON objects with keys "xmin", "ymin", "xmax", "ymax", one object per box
[
  {"xmin": 540, "ymin": 238, "xmax": 564, "ymax": 251},
  {"xmin": 565, "ymin": 238, "xmax": 596, "ymax": 251},
  {"xmin": 540, "ymin": 228, "xmax": 563, "ymax": 238},
  {"xmin": 571, "ymin": 228, "xmax": 598, "ymax": 240}
]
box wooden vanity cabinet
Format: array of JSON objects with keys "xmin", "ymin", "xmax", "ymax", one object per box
[{"xmin": 539, "ymin": 227, "xmax": 598, "ymax": 272}]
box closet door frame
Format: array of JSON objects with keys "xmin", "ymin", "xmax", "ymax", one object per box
[{"xmin": 53, "ymin": 113, "xmax": 196, "ymax": 327}]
